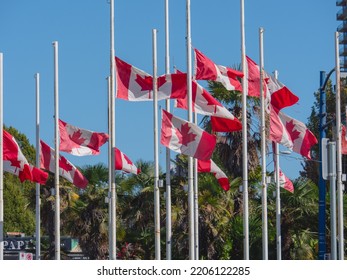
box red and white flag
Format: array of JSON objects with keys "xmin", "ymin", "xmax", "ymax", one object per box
[
  {"xmin": 40, "ymin": 140, "xmax": 88, "ymax": 189},
  {"xmin": 30, "ymin": 165, "xmax": 49, "ymax": 185},
  {"xmin": 160, "ymin": 110, "xmax": 216, "ymax": 161},
  {"xmin": 270, "ymin": 108, "xmax": 318, "ymax": 159},
  {"xmin": 198, "ymin": 159, "xmax": 230, "ymax": 191},
  {"xmin": 279, "ymin": 169, "xmax": 294, "ymax": 193},
  {"xmin": 265, "ymin": 71, "xmax": 299, "ymax": 111},
  {"xmin": 116, "ymin": 56, "xmax": 186, "ymax": 101},
  {"xmin": 116, "ymin": 56, "xmax": 153, "ymax": 101},
  {"xmin": 115, "ymin": 148, "xmax": 140, "ymax": 175},
  {"xmin": 176, "ymin": 80, "xmax": 242, "ymax": 132},
  {"xmin": 59, "ymin": 119, "xmax": 109, "ymax": 156},
  {"xmin": 194, "ymin": 48, "xmax": 243, "ymax": 91},
  {"xmin": 3, "ymin": 130, "xmax": 32, "ymax": 182},
  {"xmin": 246, "ymin": 56, "xmax": 270, "ymax": 98}
]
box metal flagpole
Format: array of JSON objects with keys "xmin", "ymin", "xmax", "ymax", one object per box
[
  {"xmin": 164, "ymin": 0, "xmax": 172, "ymax": 260},
  {"xmin": 335, "ymin": 31, "xmax": 344, "ymax": 260},
  {"xmin": 240, "ymin": 0, "xmax": 249, "ymax": 260},
  {"xmin": 186, "ymin": 0, "xmax": 195, "ymax": 260},
  {"xmin": 35, "ymin": 73, "xmax": 41, "ymax": 260},
  {"xmin": 109, "ymin": 0, "xmax": 117, "ymax": 260},
  {"xmin": 0, "ymin": 53, "xmax": 4, "ymax": 261},
  {"xmin": 152, "ymin": 28, "xmax": 161, "ymax": 260},
  {"xmin": 328, "ymin": 141, "xmax": 337, "ymax": 260},
  {"xmin": 107, "ymin": 76, "xmax": 113, "ymax": 259},
  {"xmin": 259, "ymin": 27, "xmax": 268, "ymax": 260},
  {"xmin": 273, "ymin": 70, "xmax": 281, "ymax": 260},
  {"xmin": 273, "ymin": 141, "xmax": 281, "ymax": 260},
  {"xmin": 53, "ymin": 41, "xmax": 60, "ymax": 260},
  {"xmin": 193, "ymin": 112, "xmax": 199, "ymax": 260}
]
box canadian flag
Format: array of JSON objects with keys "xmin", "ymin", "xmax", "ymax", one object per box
[
  {"xmin": 265, "ymin": 71, "xmax": 299, "ymax": 111},
  {"xmin": 246, "ymin": 56, "xmax": 270, "ymax": 98},
  {"xmin": 198, "ymin": 159, "xmax": 230, "ymax": 191},
  {"xmin": 115, "ymin": 148, "xmax": 140, "ymax": 175},
  {"xmin": 40, "ymin": 140, "xmax": 88, "ymax": 189},
  {"xmin": 30, "ymin": 165, "xmax": 48, "ymax": 185},
  {"xmin": 279, "ymin": 169, "xmax": 294, "ymax": 193},
  {"xmin": 115, "ymin": 56, "xmax": 186, "ymax": 101},
  {"xmin": 160, "ymin": 110, "xmax": 216, "ymax": 161},
  {"xmin": 270, "ymin": 108, "xmax": 318, "ymax": 159},
  {"xmin": 176, "ymin": 79, "xmax": 242, "ymax": 132},
  {"xmin": 3, "ymin": 130, "xmax": 32, "ymax": 182},
  {"xmin": 194, "ymin": 48, "xmax": 243, "ymax": 91},
  {"xmin": 59, "ymin": 119, "xmax": 109, "ymax": 156}
]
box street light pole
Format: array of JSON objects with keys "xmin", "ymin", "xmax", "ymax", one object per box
[{"xmin": 318, "ymin": 71, "xmax": 327, "ymax": 260}]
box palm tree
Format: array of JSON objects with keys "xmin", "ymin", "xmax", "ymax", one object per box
[
  {"xmin": 62, "ymin": 163, "xmax": 109, "ymax": 259},
  {"xmin": 267, "ymin": 178, "xmax": 319, "ymax": 259},
  {"xmin": 117, "ymin": 160, "xmax": 163, "ymax": 259}
]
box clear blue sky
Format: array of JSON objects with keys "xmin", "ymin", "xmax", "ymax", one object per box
[{"xmin": 0, "ymin": 0, "xmax": 339, "ymax": 180}]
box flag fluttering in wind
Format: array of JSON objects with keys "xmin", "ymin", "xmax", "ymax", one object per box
[
  {"xmin": 30, "ymin": 165, "xmax": 48, "ymax": 185},
  {"xmin": 160, "ymin": 110, "xmax": 216, "ymax": 161},
  {"xmin": 59, "ymin": 119, "xmax": 109, "ymax": 156},
  {"xmin": 194, "ymin": 48, "xmax": 243, "ymax": 91},
  {"xmin": 176, "ymin": 79, "xmax": 242, "ymax": 132},
  {"xmin": 265, "ymin": 71, "xmax": 299, "ymax": 111},
  {"xmin": 246, "ymin": 55, "xmax": 270, "ymax": 98},
  {"xmin": 270, "ymin": 108, "xmax": 318, "ymax": 159},
  {"xmin": 279, "ymin": 169, "xmax": 294, "ymax": 193},
  {"xmin": 115, "ymin": 56, "xmax": 186, "ymax": 101},
  {"xmin": 3, "ymin": 130, "xmax": 32, "ymax": 182},
  {"xmin": 115, "ymin": 148, "xmax": 140, "ymax": 175},
  {"xmin": 40, "ymin": 140, "xmax": 88, "ymax": 189},
  {"xmin": 198, "ymin": 159, "xmax": 230, "ymax": 191}
]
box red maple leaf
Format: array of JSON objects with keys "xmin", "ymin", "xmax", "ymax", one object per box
[
  {"xmin": 9, "ymin": 158, "xmax": 21, "ymax": 169},
  {"xmin": 59, "ymin": 156, "xmax": 73, "ymax": 173},
  {"xmin": 70, "ymin": 130, "xmax": 86, "ymax": 145},
  {"xmin": 176, "ymin": 123, "xmax": 197, "ymax": 147},
  {"xmin": 66, "ymin": 129, "xmax": 86, "ymax": 153},
  {"xmin": 286, "ymin": 120, "xmax": 301, "ymax": 142},
  {"xmin": 135, "ymin": 74, "xmax": 153, "ymax": 91}
]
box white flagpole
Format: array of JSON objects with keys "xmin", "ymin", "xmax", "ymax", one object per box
[
  {"xmin": 152, "ymin": 28, "xmax": 161, "ymax": 260},
  {"xmin": 164, "ymin": 0, "xmax": 172, "ymax": 260},
  {"xmin": 259, "ymin": 27, "xmax": 268, "ymax": 260},
  {"xmin": 193, "ymin": 113, "xmax": 199, "ymax": 260},
  {"xmin": 0, "ymin": 52, "xmax": 4, "ymax": 260},
  {"xmin": 273, "ymin": 70, "xmax": 281, "ymax": 260},
  {"xmin": 335, "ymin": 31, "xmax": 344, "ymax": 260},
  {"xmin": 53, "ymin": 41, "xmax": 60, "ymax": 260},
  {"xmin": 240, "ymin": 0, "xmax": 249, "ymax": 260},
  {"xmin": 35, "ymin": 73, "xmax": 41, "ymax": 260},
  {"xmin": 107, "ymin": 75, "xmax": 113, "ymax": 259},
  {"xmin": 186, "ymin": 0, "xmax": 195, "ymax": 260},
  {"xmin": 109, "ymin": 0, "xmax": 117, "ymax": 260}
]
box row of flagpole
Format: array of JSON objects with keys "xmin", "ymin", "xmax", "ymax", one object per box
[{"xmin": 0, "ymin": 1, "xmax": 343, "ymax": 262}]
